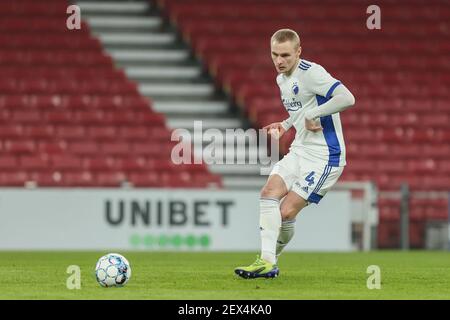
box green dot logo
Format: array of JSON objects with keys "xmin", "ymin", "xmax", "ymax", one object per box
[
  {"xmin": 130, "ymin": 234, "xmax": 140, "ymax": 247},
  {"xmin": 185, "ymin": 234, "xmax": 196, "ymax": 247},
  {"xmin": 143, "ymin": 235, "xmax": 154, "ymax": 247},
  {"xmin": 159, "ymin": 235, "xmax": 170, "ymax": 247},
  {"xmin": 172, "ymin": 234, "xmax": 182, "ymax": 248},
  {"xmin": 129, "ymin": 233, "xmax": 212, "ymax": 249},
  {"xmin": 199, "ymin": 234, "xmax": 211, "ymax": 248}
]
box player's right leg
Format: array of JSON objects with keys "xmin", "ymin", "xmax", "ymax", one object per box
[
  {"xmin": 235, "ymin": 153, "xmax": 298, "ymax": 279},
  {"xmin": 234, "ymin": 174, "xmax": 287, "ymax": 279},
  {"xmin": 234, "ymin": 254, "xmax": 280, "ymax": 279},
  {"xmin": 259, "ymin": 173, "xmax": 289, "ymax": 264}
]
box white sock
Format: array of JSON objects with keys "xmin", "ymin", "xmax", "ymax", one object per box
[
  {"xmin": 276, "ymin": 219, "xmax": 296, "ymax": 262},
  {"xmin": 259, "ymin": 197, "xmax": 281, "ymax": 265}
]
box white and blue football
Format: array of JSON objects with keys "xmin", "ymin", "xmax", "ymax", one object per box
[{"xmin": 95, "ymin": 253, "xmax": 131, "ymax": 287}]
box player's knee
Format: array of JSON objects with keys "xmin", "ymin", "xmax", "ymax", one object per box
[
  {"xmin": 280, "ymin": 198, "xmax": 307, "ymax": 221},
  {"xmin": 280, "ymin": 205, "xmax": 298, "ymax": 221},
  {"xmin": 260, "ymin": 184, "xmax": 279, "ymax": 199}
]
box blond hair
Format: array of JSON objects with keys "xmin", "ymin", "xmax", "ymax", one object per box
[{"xmin": 271, "ymin": 29, "xmax": 300, "ymax": 49}]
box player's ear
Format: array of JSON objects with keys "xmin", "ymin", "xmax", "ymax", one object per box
[{"xmin": 298, "ymin": 46, "xmax": 302, "ymax": 57}]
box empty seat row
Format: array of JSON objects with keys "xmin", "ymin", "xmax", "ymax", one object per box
[
  {"xmin": 341, "ymin": 173, "xmax": 450, "ymax": 191},
  {"xmin": 377, "ymin": 222, "xmax": 426, "ymax": 248},
  {"xmin": 0, "ymin": 19, "xmax": 89, "ymax": 32},
  {"xmin": 0, "ymin": 125, "xmax": 169, "ymax": 139},
  {"xmin": 0, "ymin": 79, "xmax": 137, "ymax": 95},
  {"xmin": 0, "ymin": 51, "xmax": 112, "ymax": 66},
  {"xmin": 0, "ymin": 171, "xmax": 222, "ymax": 188},
  {"xmin": 0, "ymin": 94, "xmax": 149, "ymax": 110},
  {"xmin": 166, "ymin": 1, "xmax": 449, "ymax": 21},
  {"xmin": 0, "ymin": 35, "xmax": 101, "ymax": 50},
  {"xmin": 0, "ymin": 139, "xmax": 176, "ymax": 155},
  {"xmin": 0, "ymin": 111, "xmax": 166, "ymax": 126},
  {"xmin": 0, "ymin": 67, "xmax": 126, "ymax": 80},
  {"xmin": 346, "ymin": 159, "xmax": 450, "ymax": 173},
  {"xmin": 0, "ymin": 155, "xmax": 207, "ymax": 171},
  {"xmin": 346, "ymin": 144, "xmax": 450, "ymax": 159},
  {"xmin": 0, "ymin": 3, "xmax": 77, "ymax": 16}
]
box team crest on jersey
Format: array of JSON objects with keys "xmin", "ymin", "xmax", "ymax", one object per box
[{"xmin": 292, "ymin": 82, "xmax": 299, "ymax": 95}]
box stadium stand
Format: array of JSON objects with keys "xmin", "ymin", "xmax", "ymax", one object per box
[
  {"xmin": 156, "ymin": 0, "xmax": 450, "ymax": 248},
  {"xmin": 0, "ymin": 0, "xmax": 222, "ymax": 188}
]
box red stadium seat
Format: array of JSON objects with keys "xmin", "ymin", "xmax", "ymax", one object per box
[
  {"xmin": 114, "ymin": 157, "xmax": 147, "ymax": 172},
  {"xmin": 0, "ymin": 171, "xmax": 28, "ymax": 186},
  {"xmin": 95, "ymin": 172, "xmax": 127, "ymax": 187},
  {"xmin": 70, "ymin": 142, "xmax": 100, "ymax": 156},
  {"xmin": 0, "ymin": 156, "xmax": 17, "ymax": 169},
  {"xmin": 63, "ymin": 172, "xmax": 95, "ymax": 187},
  {"xmin": 4, "ymin": 140, "xmax": 36, "ymax": 154},
  {"xmin": 87, "ymin": 126, "xmax": 117, "ymax": 141},
  {"xmin": 20, "ymin": 156, "xmax": 49, "ymax": 170},
  {"xmin": 100, "ymin": 142, "xmax": 130, "ymax": 156},
  {"xmin": 82, "ymin": 157, "xmax": 115, "ymax": 171},
  {"xmin": 128, "ymin": 172, "xmax": 160, "ymax": 187},
  {"xmin": 51, "ymin": 156, "xmax": 82, "ymax": 170}
]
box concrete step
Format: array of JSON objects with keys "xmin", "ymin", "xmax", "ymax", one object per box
[
  {"xmin": 190, "ymin": 131, "xmax": 259, "ymax": 145},
  {"xmin": 84, "ymin": 16, "xmax": 161, "ymax": 29},
  {"xmin": 108, "ymin": 49, "xmax": 189, "ymax": 63},
  {"xmin": 139, "ymin": 83, "xmax": 214, "ymax": 98},
  {"xmin": 222, "ymin": 176, "xmax": 267, "ymax": 189},
  {"xmin": 185, "ymin": 132, "xmax": 259, "ymax": 146},
  {"xmin": 125, "ymin": 66, "xmax": 201, "ymax": 80},
  {"xmin": 209, "ymin": 164, "xmax": 263, "ymax": 175},
  {"xmin": 95, "ymin": 33, "xmax": 175, "ymax": 46},
  {"xmin": 152, "ymin": 101, "xmax": 228, "ymax": 114},
  {"xmin": 167, "ymin": 118, "xmax": 243, "ymax": 130},
  {"xmin": 76, "ymin": 1, "xmax": 150, "ymax": 14},
  {"xmin": 196, "ymin": 150, "xmax": 265, "ymax": 164}
]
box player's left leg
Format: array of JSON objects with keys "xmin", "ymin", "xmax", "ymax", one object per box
[
  {"xmin": 275, "ymin": 163, "xmax": 345, "ymax": 260},
  {"xmin": 276, "ymin": 192, "xmax": 308, "ymax": 261}
]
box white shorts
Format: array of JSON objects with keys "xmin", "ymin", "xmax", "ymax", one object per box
[{"xmin": 270, "ymin": 152, "xmax": 344, "ymax": 204}]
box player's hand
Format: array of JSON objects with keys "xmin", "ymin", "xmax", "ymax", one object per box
[
  {"xmin": 263, "ymin": 122, "xmax": 286, "ymax": 139},
  {"xmin": 305, "ymin": 118, "xmax": 322, "ymax": 132}
]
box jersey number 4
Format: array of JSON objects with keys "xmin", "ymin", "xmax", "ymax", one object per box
[{"xmin": 305, "ymin": 171, "xmax": 315, "ymax": 186}]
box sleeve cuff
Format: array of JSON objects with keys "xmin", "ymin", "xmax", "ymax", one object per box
[
  {"xmin": 281, "ymin": 120, "xmax": 291, "ymax": 131},
  {"xmin": 304, "ymin": 109, "xmax": 317, "ymax": 121}
]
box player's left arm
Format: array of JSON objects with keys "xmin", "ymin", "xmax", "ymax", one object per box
[
  {"xmin": 304, "ymin": 84, "xmax": 355, "ymax": 121},
  {"xmin": 303, "ymin": 65, "xmax": 355, "ymax": 127}
]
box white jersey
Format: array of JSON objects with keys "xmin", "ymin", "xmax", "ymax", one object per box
[{"xmin": 278, "ymin": 59, "xmax": 346, "ymax": 167}]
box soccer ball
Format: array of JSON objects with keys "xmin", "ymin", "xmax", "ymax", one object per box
[{"xmin": 95, "ymin": 253, "xmax": 131, "ymax": 287}]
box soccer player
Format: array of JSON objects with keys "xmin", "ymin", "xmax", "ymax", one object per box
[{"xmin": 235, "ymin": 29, "xmax": 355, "ymax": 279}]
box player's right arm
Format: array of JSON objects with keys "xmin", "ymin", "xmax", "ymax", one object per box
[
  {"xmin": 263, "ymin": 121, "xmax": 287, "ymax": 139},
  {"xmin": 267, "ymin": 73, "xmax": 292, "ymax": 139}
]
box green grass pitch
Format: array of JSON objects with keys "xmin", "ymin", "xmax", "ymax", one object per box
[{"xmin": 2, "ymin": 251, "xmax": 450, "ymax": 300}]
